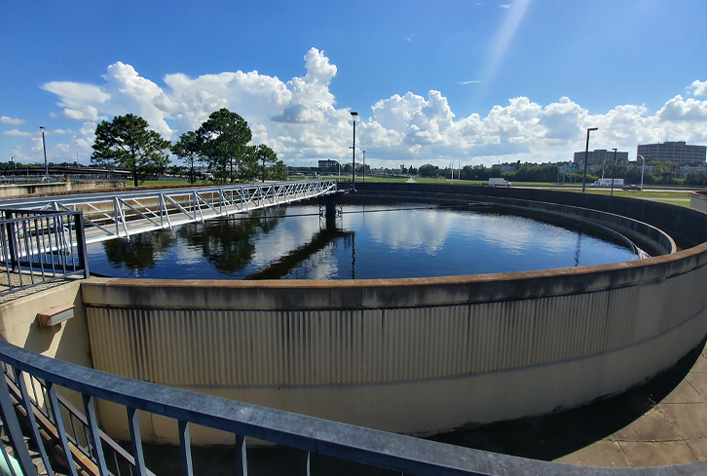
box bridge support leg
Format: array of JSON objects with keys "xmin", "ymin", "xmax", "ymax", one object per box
[{"xmin": 324, "ymin": 194, "xmax": 337, "ymax": 230}]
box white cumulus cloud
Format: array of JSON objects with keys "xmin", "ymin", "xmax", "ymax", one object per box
[
  {"xmin": 3, "ymin": 129, "xmax": 32, "ymax": 137},
  {"xmin": 36, "ymin": 50, "xmax": 707, "ymax": 168},
  {"xmin": 688, "ymin": 80, "xmax": 707, "ymax": 97},
  {"xmin": 0, "ymin": 116, "xmax": 26, "ymax": 125}
]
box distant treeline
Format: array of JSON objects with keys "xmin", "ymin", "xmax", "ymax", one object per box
[{"xmin": 413, "ymin": 160, "xmax": 705, "ymax": 185}]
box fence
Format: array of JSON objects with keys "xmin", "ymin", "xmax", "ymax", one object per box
[
  {"xmin": 2, "ymin": 338, "xmax": 707, "ymax": 476},
  {"xmin": 0, "ymin": 175, "xmax": 129, "ymax": 185},
  {"xmin": 0, "ymin": 209, "xmax": 89, "ymax": 297}
]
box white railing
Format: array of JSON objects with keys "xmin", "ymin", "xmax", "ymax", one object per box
[{"xmin": 3, "ymin": 180, "xmax": 337, "ymax": 244}]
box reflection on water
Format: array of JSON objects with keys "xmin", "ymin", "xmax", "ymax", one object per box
[
  {"xmin": 175, "ymin": 207, "xmax": 285, "ymax": 275},
  {"xmin": 246, "ymin": 228, "xmax": 354, "ymax": 280},
  {"xmin": 102, "ymin": 232, "xmax": 177, "ymax": 275},
  {"xmin": 87, "ymin": 202, "xmax": 636, "ymax": 280}
]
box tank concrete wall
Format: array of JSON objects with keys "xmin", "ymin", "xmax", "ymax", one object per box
[
  {"xmin": 691, "ymin": 191, "xmax": 707, "ymax": 213},
  {"xmin": 0, "ymin": 279, "xmax": 94, "ymax": 410},
  {"xmin": 81, "ymin": 184, "xmax": 707, "ymax": 445},
  {"xmin": 0, "ymin": 180, "xmax": 126, "ymax": 199}
]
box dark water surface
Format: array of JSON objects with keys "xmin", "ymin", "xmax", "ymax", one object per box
[{"xmin": 86, "ymin": 202, "xmax": 636, "ymax": 280}]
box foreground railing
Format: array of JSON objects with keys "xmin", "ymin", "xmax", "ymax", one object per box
[
  {"xmin": 1, "ymin": 362, "xmax": 153, "ymax": 476},
  {"xmin": 2, "ymin": 341, "xmax": 707, "ymax": 476},
  {"xmin": 0, "ymin": 210, "xmax": 89, "ymax": 297}
]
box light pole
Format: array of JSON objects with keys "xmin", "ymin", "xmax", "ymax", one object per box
[
  {"xmin": 40, "ymin": 126, "xmax": 48, "ymax": 180},
  {"xmin": 75, "ymin": 140, "xmax": 79, "ymax": 165},
  {"xmin": 362, "ymin": 150, "xmax": 365, "ymax": 183},
  {"xmin": 638, "ymin": 154, "xmax": 646, "ymax": 191},
  {"xmin": 350, "ymin": 112, "xmax": 358, "ymax": 191},
  {"xmin": 610, "ymin": 148, "xmax": 617, "ymax": 196},
  {"xmin": 581, "ymin": 127, "xmax": 598, "ymax": 193}
]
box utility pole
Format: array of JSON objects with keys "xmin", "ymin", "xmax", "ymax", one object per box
[
  {"xmin": 350, "ymin": 112, "xmax": 358, "ymax": 191},
  {"xmin": 582, "ymin": 127, "xmax": 598, "ymax": 193},
  {"xmin": 362, "ymin": 150, "xmax": 366, "ymax": 183},
  {"xmin": 40, "ymin": 126, "xmax": 48, "ymax": 180},
  {"xmin": 611, "ymin": 148, "xmax": 617, "ymax": 196}
]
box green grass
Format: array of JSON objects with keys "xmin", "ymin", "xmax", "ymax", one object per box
[
  {"xmin": 652, "ymin": 199, "xmax": 691, "ymax": 207},
  {"xmin": 126, "ymin": 177, "xmax": 703, "ymax": 206},
  {"xmin": 580, "ymin": 189, "xmax": 693, "ymax": 200}
]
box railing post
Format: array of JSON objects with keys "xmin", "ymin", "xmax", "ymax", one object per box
[
  {"xmin": 178, "ymin": 420, "xmax": 194, "ymax": 476},
  {"xmin": 127, "ymin": 407, "xmax": 148, "ymax": 476},
  {"xmin": 0, "ymin": 367, "xmax": 38, "ymax": 476},
  {"xmin": 113, "ymin": 197, "xmax": 121, "ymax": 238},
  {"xmin": 83, "ymin": 394, "xmax": 109, "ymax": 476},
  {"xmin": 235, "ymin": 434, "xmax": 247, "ymax": 476},
  {"xmin": 13, "ymin": 369, "xmax": 55, "ymax": 476},
  {"xmin": 4, "ymin": 211, "xmax": 18, "ymax": 272},
  {"xmin": 47, "ymin": 382, "xmax": 80, "ymax": 476},
  {"xmin": 299, "ymin": 450, "xmax": 311, "ymax": 476},
  {"xmin": 74, "ymin": 212, "xmax": 90, "ymax": 278},
  {"xmin": 159, "ymin": 194, "xmax": 164, "ymax": 228}
]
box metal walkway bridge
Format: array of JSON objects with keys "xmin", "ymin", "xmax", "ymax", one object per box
[{"xmin": 0, "ymin": 179, "xmax": 337, "ymax": 244}]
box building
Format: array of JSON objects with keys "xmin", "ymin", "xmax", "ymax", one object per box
[
  {"xmin": 318, "ymin": 159, "xmax": 338, "ymax": 169},
  {"xmin": 637, "ymin": 141, "xmax": 706, "ymax": 166},
  {"xmin": 573, "ymin": 149, "xmax": 629, "ymax": 167},
  {"xmin": 679, "ymin": 165, "xmax": 706, "ymax": 178}
]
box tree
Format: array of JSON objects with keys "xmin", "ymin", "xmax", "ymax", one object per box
[
  {"xmin": 251, "ymin": 144, "xmax": 278, "ymax": 182},
  {"xmin": 269, "ymin": 160, "xmax": 288, "ymax": 181},
  {"xmin": 91, "ymin": 114, "xmax": 170, "ymax": 187},
  {"xmin": 196, "ymin": 108, "xmax": 252, "ymax": 183},
  {"xmin": 418, "ymin": 164, "xmax": 440, "ymax": 178},
  {"xmin": 171, "ymin": 131, "xmax": 202, "ymax": 184}
]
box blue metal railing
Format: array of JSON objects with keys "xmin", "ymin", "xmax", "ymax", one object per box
[
  {"xmin": 2, "ymin": 340, "xmax": 707, "ymax": 476},
  {"xmin": 0, "ymin": 362, "xmax": 153, "ymax": 476},
  {"xmin": 0, "ymin": 209, "xmax": 89, "ymax": 296}
]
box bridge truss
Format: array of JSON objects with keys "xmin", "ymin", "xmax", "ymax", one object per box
[{"xmin": 4, "ymin": 180, "xmax": 337, "ymax": 244}]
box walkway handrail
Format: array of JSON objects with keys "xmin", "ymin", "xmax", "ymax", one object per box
[
  {"xmin": 1, "ymin": 340, "xmax": 707, "ymax": 476},
  {"xmin": 1, "ymin": 209, "xmax": 89, "ymax": 296},
  {"xmin": 1, "ymin": 179, "xmax": 339, "ymax": 244}
]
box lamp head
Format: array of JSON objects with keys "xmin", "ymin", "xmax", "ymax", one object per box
[
  {"xmin": 39, "ymin": 126, "xmax": 46, "ymax": 131},
  {"xmin": 588, "ymin": 127, "xmax": 598, "ymax": 132}
]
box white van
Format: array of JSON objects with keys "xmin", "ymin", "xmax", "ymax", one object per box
[
  {"xmin": 591, "ymin": 178, "xmax": 624, "ymax": 187},
  {"xmin": 488, "ymin": 178, "xmax": 512, "ymax": 187}
]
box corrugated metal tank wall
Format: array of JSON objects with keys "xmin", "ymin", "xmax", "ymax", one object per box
[{"xmin": 81, "ymin": 185, "xmax": 707, "ymax": 443}]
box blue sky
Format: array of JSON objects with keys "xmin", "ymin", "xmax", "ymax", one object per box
[{"xmin": 1, "ymin": 0, "xmax": 706, "ymax": 169}]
